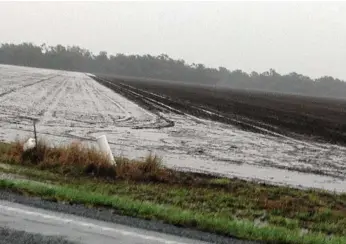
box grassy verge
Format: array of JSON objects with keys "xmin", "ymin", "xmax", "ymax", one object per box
[
  {"xmin": 1, "ymin": 178, "xmax": 345, "ymax": 244},
  {"xmin": 1, "ymin": 141, "xmax": 346, "ymax": 243}
]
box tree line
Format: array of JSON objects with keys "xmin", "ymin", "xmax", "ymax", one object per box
[{"xmin": 0, "ymin": 42, "xmax": 345, "ymax": 99}]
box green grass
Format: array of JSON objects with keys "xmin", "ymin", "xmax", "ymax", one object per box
[
  {"xmin": 1, "ymin": 141, "xmax": 346, "ymax": 243},
  {"xmin": 1, "ymin": 164, "xmax": 346, "ymax": 243},
  {"xmin": 1, "ymin": 178, "xmax": 345, "ymax": 244}
]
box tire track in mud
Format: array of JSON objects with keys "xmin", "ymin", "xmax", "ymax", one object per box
[
  {"xmin": 99, "ymin": 77, "xmax": 288, "ymax": 137},
  {"xmin": 92, "ymin": 77, "xmax": 174, "ymax": 129},
  {"xmin": 102, "ymin": 77, "xmax": 319, "ymax": 144},
  {"xmin": 89, "ymin": 79, "xmax": 130, "ymax": 116},
  {"xmin": 94, "ymin": 77, "xmax": 317, "ymax": 149},
  {"xmin": 117, "ymin": 82, "xmax": 302, "ymax": 140},
  {"xmin": 113, "ymin": 81, "xmax": 314, "ymax": 148},
  {"xmin": 90, "ymin": 83, "xmax": 134, "ymax": 124},
  {"xmin": 83, "ymin": 78, "xmax": 131, "ymax": 125},
  {"xmin": 113, "ymin": 85, "xmax": 176, "ymax": 128},
  {"xmin": 91, "ymin": 77, "xmax": 169, "ymax": 129},
  {"xmin": 114, "ymin": 82, "xmax": 185, "ymax": 115},
  {"xmin": 113, "ymin": 80, "xmax": 335, "ymax": 154}
]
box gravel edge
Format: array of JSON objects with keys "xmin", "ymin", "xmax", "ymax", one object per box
[{"xmin": 0, "ymin": 190, "xmax": 258, "ymax": 244}]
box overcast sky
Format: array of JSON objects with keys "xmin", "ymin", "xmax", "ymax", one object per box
[{"xmin": 0, "ymin": 1, "xmax": 345, "ymax": 79}]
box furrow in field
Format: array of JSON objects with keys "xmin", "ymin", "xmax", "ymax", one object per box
[
  {"xmin": 31, "ymin": 78, "xmax": 68, "ymax": 118},
  {"xmin": 52, "ymin": 75, "xmax": 101, "ymax": 126},
  {"xmin": 83, "ymin": 76, "xmax": 133, "ymax": 126},
  {"xmin": 37, "ymin": 79, "xmax": 70, "ymax": 126},
  {"xmin": 0, "ymin": 65, "xmax": 59, "ymax": 95},
  {"xmin": 0, "ymin": 75, "xmax": 59, "ymax": 101},
  {"xmin": 0, "ymin": 75, "xmax": 65, "ymax": 122},
  {"xmin": 83, "ymin": 77, "xmax": 108, "ymax": 124},
  {"xmin": 89, "ymin": 79, "xmax": 131, "ymax": 117},
  {"xmin": 92, "ymin": 77, "xmax": 173, "ymax": 129}
]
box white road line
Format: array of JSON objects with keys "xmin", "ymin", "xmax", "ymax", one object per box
[{"xmin": 0, "ymin": 203, "xmax": 188, "ymax": 244}]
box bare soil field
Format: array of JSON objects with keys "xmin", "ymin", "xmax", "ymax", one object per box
[
  {"xmin": 1, "ymin": 64, "xmax": 346, "ymax": 192},
  {"xmin": 97, "ymin": 75, "xmax": 346, "ymax": 144}
]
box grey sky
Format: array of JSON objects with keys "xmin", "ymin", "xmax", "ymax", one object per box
[{"xmin": 0, "ymin": 1, "xmax": 346, "ymax": 79}]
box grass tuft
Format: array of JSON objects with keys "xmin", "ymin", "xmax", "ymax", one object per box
[
  {"xmin": 115, "ymin": 153, "xmax": 172, "ymax": 182},
  {"xmin": 1, "ymin": 140, "xmax": 172, "ymax": 183}
]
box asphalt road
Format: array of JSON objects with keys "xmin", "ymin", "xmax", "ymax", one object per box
[
  {"xmin": 0, "ymin": 200, "xmax": 209, "ymax": 244},
  {"xmin": 0, "ymin": 227, "xmax": 75, "ymax": 244}
]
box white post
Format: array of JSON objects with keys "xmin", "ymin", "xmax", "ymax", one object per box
[{"xmin": 96, "ymin": 135, "xmax": 115, "ymax": 164}]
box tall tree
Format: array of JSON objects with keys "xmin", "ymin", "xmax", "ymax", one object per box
[{"xmin": 0, "ymin": 42, "xmax": 346, "ymax": 99}]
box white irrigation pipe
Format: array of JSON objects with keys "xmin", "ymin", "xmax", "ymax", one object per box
[{"xmin": 96, "ymin": 135, "xmax": 115, "ymax": 164}]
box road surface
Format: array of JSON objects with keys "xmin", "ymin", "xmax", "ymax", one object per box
[{"xmin": 0, "ymin": 200, "xmax": 208, "ymax": 244}]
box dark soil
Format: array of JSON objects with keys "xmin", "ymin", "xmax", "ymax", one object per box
[{"xmin": 92, "ymin": 75, "xmax": 346, "ymax": 145}]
